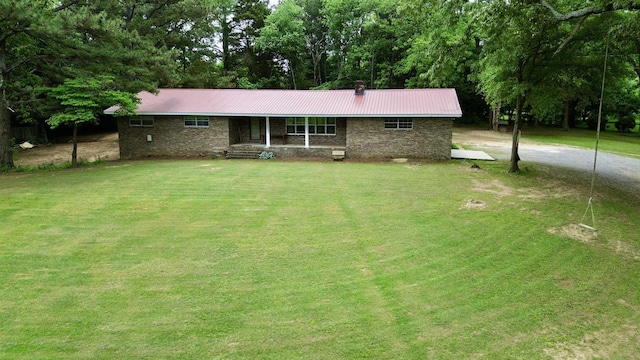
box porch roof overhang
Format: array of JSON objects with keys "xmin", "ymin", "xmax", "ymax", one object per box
[{"xmin": 105, "ymin": 88, "xmax": 462, "ymax": 118}]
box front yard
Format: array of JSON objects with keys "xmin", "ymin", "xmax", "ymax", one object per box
[{"xmin": 1, "ymin": 160, "xmax": 638, "ymax": 358}]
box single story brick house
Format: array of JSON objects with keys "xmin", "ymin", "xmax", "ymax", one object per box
[{"xmin": 104, "ymin": 86, "xmax": 462, "ymax": 160}]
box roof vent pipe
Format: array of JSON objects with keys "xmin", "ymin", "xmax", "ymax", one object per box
[{"xmin": 355, "ymin": 80, "xmax": 365, "ymax": 95}]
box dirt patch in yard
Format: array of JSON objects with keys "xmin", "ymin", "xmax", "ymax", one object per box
[
  {"xmin": 461, "ymin": 199, "xmax": 487, "ymax": 210},
  {"xmin": 548, "ymin": 224, "xmax": 597, "ymax": 244},
  {"xmin": 549, "ymin": 224, "xmax": 640, "ymax": 261},
  {"xmin": 544, "ymin": 324, "xmax": 640, "ymax": 359},
  {"xmin": 471, "ymin": 178, "xmax": 514, "ymax": 197},
  {"xmin": 14, "ymin": 133, "xmax": 119, "ymax": 167}
]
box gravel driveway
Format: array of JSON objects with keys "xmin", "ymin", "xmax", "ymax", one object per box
[{"xmin": 453, "ymin": 128, "xmax": 640, "ymax": 198}]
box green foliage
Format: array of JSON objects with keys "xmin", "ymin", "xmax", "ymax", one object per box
[
  {"xmin": 614, "ymin": 116, "xmax": 637, "ymax": 133},
  {"xmin": 401, "ymin": 0, "xmax": 478, "ymax": 88},
  {"xmin": 5, "ymin": 158, "xmax": 104, "ymax": 173},
  {"xmin": 0, "ymin": 0, "xmax": 199, "ymax": 167},
  {"xmin": 42, "ymin": 76, "xmax": 138, "ymax": 129},
  {"xmin": 586, "ymin": 113, "xmax": 608, "ymax": 131},
  {"xmin": 323, "ymin": 0, "xmax": 409, "ymax": 88},
  {"xmin": 255, "ymin": 0, "xmax": 307, "ymax": 88},
  {"xmin": 258, "ymin": 150, "xmax": 276, "ymax": 159}
]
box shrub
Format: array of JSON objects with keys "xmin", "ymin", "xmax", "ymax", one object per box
[
  {"xmin": 614, "ymin": 116, "xmax": 637, "ymax": 133},
  {"xmin": 259, "ymin": 151, "xmax": 275, "ymax": 160}
]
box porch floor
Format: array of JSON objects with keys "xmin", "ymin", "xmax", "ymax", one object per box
[{"xmin": 231, "ymin": 143, "xmax": 346, "ymax": 150}]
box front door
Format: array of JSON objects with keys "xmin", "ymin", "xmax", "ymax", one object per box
[{"xmin": 250, "ymin": 118, "xmax": 261, "ymax": 141}]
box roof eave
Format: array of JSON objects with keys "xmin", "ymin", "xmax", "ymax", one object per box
[{"xmin": 106, "ymin": 111, "xmax": 462, "ymax": 118}]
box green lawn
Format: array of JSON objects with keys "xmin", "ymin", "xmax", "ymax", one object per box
[
  {"xmin": 1, "ymin": 159, "xmax": 639, "ymax": 358},
  {"xmin": 520, "ymin": 126, "xmax": 640, "ymax": 158}
]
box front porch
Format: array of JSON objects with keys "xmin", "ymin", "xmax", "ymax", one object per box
[
  {"xmin": 227, "ymin": 142, "xmax": 347, "ymax": 159},
  {"xmin": 230, "ymin": 116, "xmax": 347, "ymax": 150}
]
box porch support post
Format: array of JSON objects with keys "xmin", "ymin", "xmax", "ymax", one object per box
[
  {"xmin": 265, "ymin": 116, "xmax": 271, "ymax": 148},
  {"xmin": 304, "ymin": 116, "xmax": 310, "ymax": 148}
]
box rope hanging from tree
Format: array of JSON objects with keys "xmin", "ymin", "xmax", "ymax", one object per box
[{"xmin": 579, "ymin": 38, "xmax": 609, "ymax": 237}]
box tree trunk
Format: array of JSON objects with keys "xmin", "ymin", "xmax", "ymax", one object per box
[
  {"xmin": 561, "ymin": 100, "xmax": 578, "ymax": 130},
  {"xmin": 221, "ymin": 10, "xmax": 231, "ymax": 76},
  {"xmin": 370, "ymin": 50, "xmax": 376, "ymax": 87},
  {"xmin": 289, "ymin": 60, "xmax": 297, "ymax": 90},
  {"xmin": 491, "ymin": 102, "xmax": 501, "ymax": 131},
  {"xmin": 0, "ymin": 101, "xmax": 13, "ymax": 168},
  {"xmin": 634, "ymin": 59, "xmax": 640, "ymax": 136},
  {"xmin": 509, "ymin": 93, "xmax": 523, "ymax": 173},
  {"xmin": 562, "ymin": 99, "xmax": 570, "ymax": 131},
  {"xmin": 568, "ymin": 99, "xmax": 577, "ymax": 128},
  {"xmin": 71, "ymin": 123, "xmax": 78, "ymax": 167},
  {"xmin": 0, "ymin": 39, "xmax": 14, "ymax": 168}
]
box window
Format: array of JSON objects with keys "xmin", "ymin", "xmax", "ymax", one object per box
[
  {"xmin": 184, "ymin": 116, "xmax": 209, "ymax": 128},
  {"xmin": 129, "ymin": 116, "xmax": 154, "ymax": 127},
  {"xmin": 286, "ymin": 117, "xmax": 336, "ymax": 135},
  {"xmin": 384, "ymin": 118, "xmax": 413, "ymax": 130}
]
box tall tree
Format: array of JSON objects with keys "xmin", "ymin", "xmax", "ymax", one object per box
[
  {"xmin": 299, "ymin": 0, "xmax": 328, "ymax": 87},
  {"xmin": 0, "ymin": 0, "xmax": 188, "ymax": 168},
  {"xmin": 477, "ymin": 1, "xmax": 562, "ymax": 172},
  {"xmin": 541, "ymin": 1, "xmax": 640, "ymax": 131},
  {"xmin": 256, "ymin": 0, "xmax": 307, "ymax": 89},
  {"xmin": 322, "ymin": 0, "xmax": 408, "ymax": 88},
  {"xmin": 400, "ymin": 0, "xmax": 487, "ymax": 122},
  {"xmin": 233, "ymin": 0, "xmax": 275, "ymax": 87},
  {"xmin": 95, "ymin": 0, "xmax": 214, "ymax": 89},
  {"xmin": 0, "ymin": 1, "xmax": 61, "ymax": 168},
  {"xmin": 42, "ymin": 76, "xmax": 138, "ymax": 167}
]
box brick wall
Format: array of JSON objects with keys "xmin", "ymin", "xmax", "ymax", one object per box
[
  {"xmin": 118, "ymin": 116, "xmax": 230, "ymax": 158},
  {"xmin": 118, "ymin": 116, "xmax": 453, "ymax": 160},
  {"xmin": 346, "ymin": 118, "xmax": 452, "ymax": 160}
]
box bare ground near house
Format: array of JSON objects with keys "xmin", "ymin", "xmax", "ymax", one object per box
[{"xmin": 14, "ymin": 133, "xmax": 120, "ymax": 167}]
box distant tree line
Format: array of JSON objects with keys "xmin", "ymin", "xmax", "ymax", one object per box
[{"xmin": 1, "ymin": 0, "xmax": 639, "ymax": 170}]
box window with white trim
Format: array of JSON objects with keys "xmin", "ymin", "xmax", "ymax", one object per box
[
  {"xmin": 384, "ymin": 118, "xmax": 413, "ymax": 130},
  {"xmin": 286, "ymin": 117, "xmax": 336, "ymax": 135},
  {"xmin": 184, "ymin": 116, "xmax": 209, "ymax": 128},
  {"xmin": 129, "ymin": 116, "xmax": 154, "ymax": 127}
]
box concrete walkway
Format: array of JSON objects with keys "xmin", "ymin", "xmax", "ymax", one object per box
[{"xmin": 451, "ymin": 149, "xmax": 495, "ymax": 161}]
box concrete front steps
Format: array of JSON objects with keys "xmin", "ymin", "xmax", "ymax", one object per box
[{"xmin": 225, "ymin": 147, "xmax": 262, "ymax": 159}]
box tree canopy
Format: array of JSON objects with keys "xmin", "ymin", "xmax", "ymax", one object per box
[
  {"xmin": 2, "ymin": 0, "xmax": 639, "ymax": 171},
  {"xmin": 42, "ymin": 76, "xmax": 138, "ymax": 167}
]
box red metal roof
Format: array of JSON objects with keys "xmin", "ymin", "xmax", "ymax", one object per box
[{"xmin": 105, "ymin": 88, "xmax": 462, "ymax": 118}]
